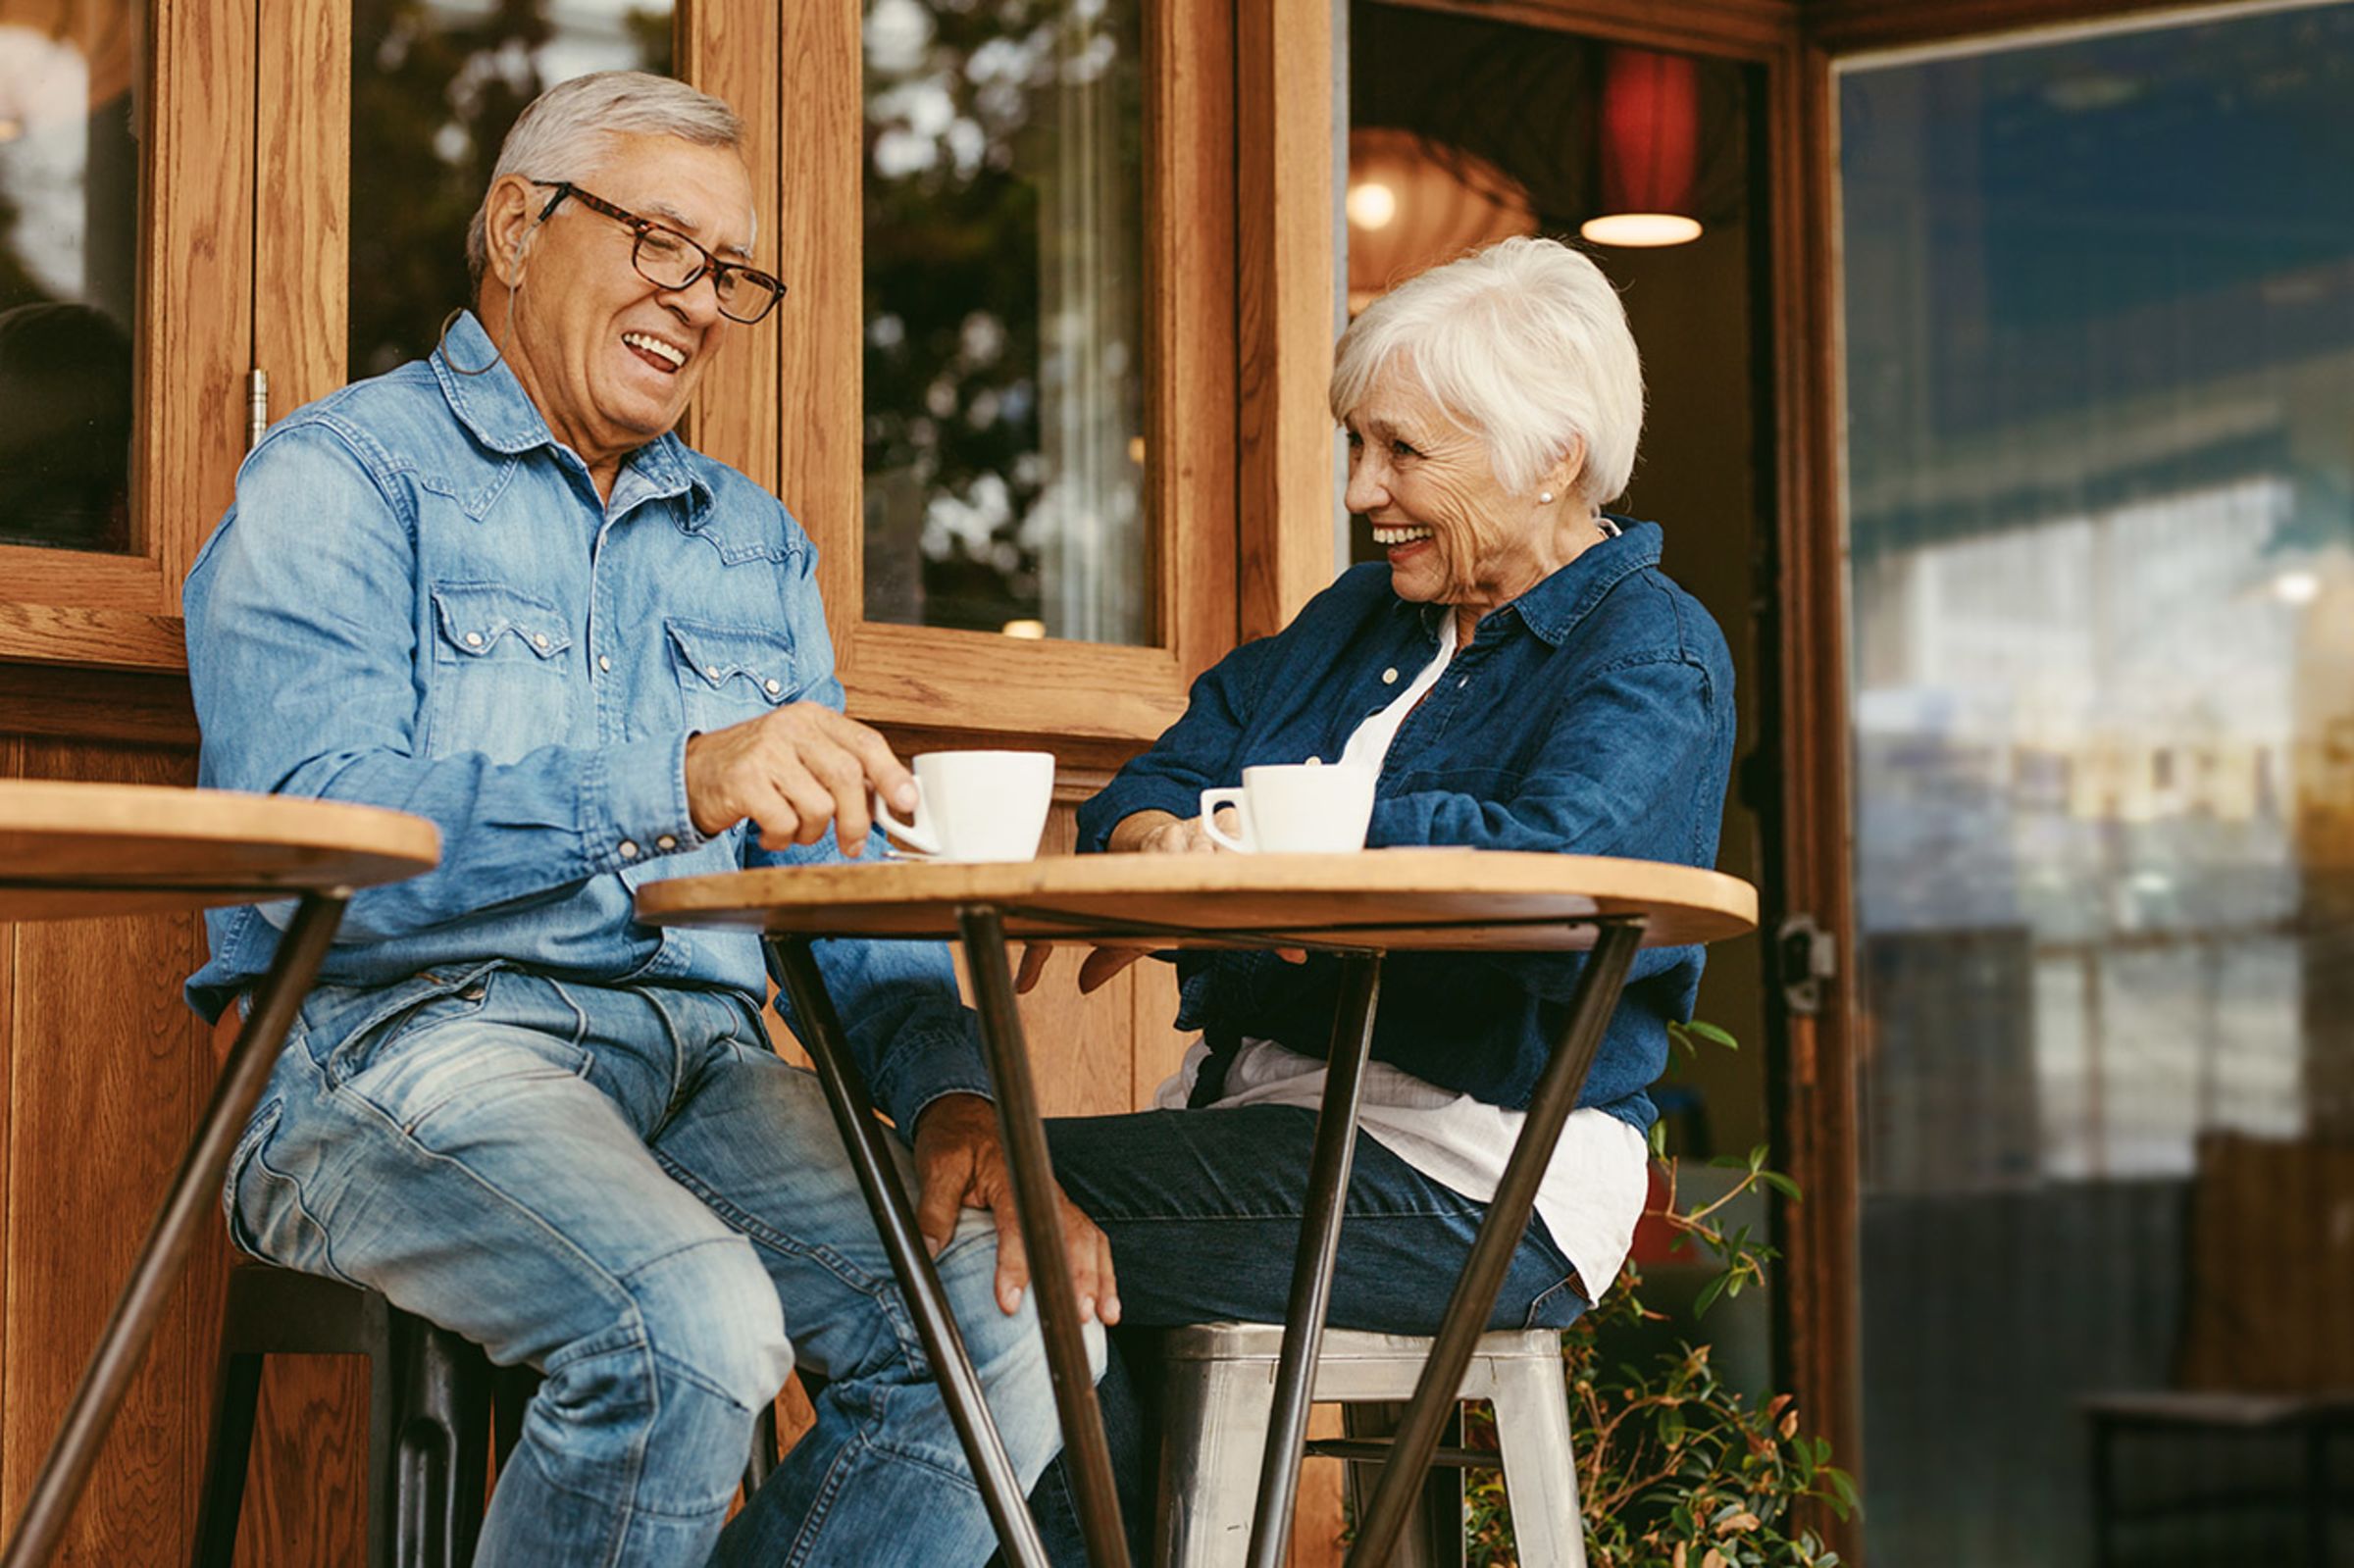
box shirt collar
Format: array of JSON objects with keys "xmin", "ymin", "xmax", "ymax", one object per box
[
  {"xmin": 1395, "ymin": 517, "xmax": 1663, "ymax": 648},
  {"xmin": 431, "ymin": 310, "xmax": 714, "ymax": 521}
]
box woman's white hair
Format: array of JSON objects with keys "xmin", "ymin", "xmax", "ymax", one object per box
[
  {"xmin": 1330, "ymin": 235, "xmax": 1644, "ymax": 508},
  {"xmin": 466, "ymin": 71, "xmax": 744, "ymax": 288}
]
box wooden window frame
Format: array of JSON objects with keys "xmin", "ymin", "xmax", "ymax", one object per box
[
  {"xmin": 0, "ymin": 0, "xmax": 253, "ymax": 676},
  {"xmin": 771, "ymin": 1, "xmax": 1243, "ymax": 779}
]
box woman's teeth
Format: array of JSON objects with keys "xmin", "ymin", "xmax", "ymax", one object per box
[
  {"xmin": 1373, "ymin": 524, "xmax": 1434, "ymax": 545},
  {"xmin": 622, "ymin": 331, "xmax": 686, "ymax": 370}
]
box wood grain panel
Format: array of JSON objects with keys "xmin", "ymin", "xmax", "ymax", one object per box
[
  {"xmin": 254, "ymin": 0, "xmax": 350, "ymax": 414},
  {"xmin": 681, "ymin": 0, "xmax": 783, "ymax": 493},
  {"xmin": 1804, "ymin": 0, "xmax": 2204, "ymax": 53},
  {"xmin": 231, "ymin": 1354, "xmax": 368, "ymax": 1568},
  {"xmin": 0, "ymin": 554, "xmax": 169, "ymax": 621},
  {"xmin": 1236, "ymin": 0, "xmax": 1338, "ymax": 641},
  {"xmin": 2, "ymin": 739, "xmax": 212, "ymax": 1562},
  {"xmin": 0, "ymin": 605, "xmax": 185, "ymax": 675},
  {"xmin": 846, "ymin": 630, "xmax": 1189, "ymax": 745},
  {"xmin": 0, "ymin": 733, "xmax": 14, "ymax": 1488},
  {"xmin": 141, "ymin": 0, "xmax": 257, "ymax": 606},
  {"xmin": 0, "ymin": 666, "xmax": 198, "ymax": 750},
  {"xmin": 776, "ymin": 0, "xmax": 863, "ymax": 661}
]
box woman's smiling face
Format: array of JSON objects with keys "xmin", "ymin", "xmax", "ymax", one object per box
[{"xmin": 1341, "ymin": 361, "xmax": 1559, "ymax": 614}]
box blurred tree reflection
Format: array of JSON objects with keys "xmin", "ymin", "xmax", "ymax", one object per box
[{"xmin": 348, "ymin": 0, "xmax": 673, "ymax": 379}]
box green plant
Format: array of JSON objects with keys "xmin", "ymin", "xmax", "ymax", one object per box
[{"xmin": 1460, "ymin": 1020, "xmax": 1857, "ymax": 1567}]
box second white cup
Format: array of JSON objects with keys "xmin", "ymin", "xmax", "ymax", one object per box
[
  {"xmin": 877, "ymin": 749, "xmax": 1055, "ymax": 862},
  {"xmin": 1200, "ymin": 763, "xmax": 1376, "ymax": 854}
]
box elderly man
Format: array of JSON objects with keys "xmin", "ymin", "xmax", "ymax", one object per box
[{"xmin": 183, "ymin": 72, "xmax": 1110, "ymax": 1567}]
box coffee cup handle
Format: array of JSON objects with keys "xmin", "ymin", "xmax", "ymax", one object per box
[
  {"xmin": 875, "ymin": 782, "xmax": 940, "ymax": 856},
  {"xmin": 1199, "ymin": 786, "xmax": 1251, "ymax": 853}
]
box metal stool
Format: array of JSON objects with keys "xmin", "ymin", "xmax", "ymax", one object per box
[
  {"xmin": 191, "ymin": 1265, "xmax": 784, "ymax": 1567},
  {"xmin": 1160, "ymin": 1323, "xmax": 1586, "ymax": 1568}
]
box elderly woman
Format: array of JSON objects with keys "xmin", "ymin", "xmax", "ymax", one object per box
[{"xmin": 1033, "ymin": 235, "xmax": 1733, "ymax": 1467}]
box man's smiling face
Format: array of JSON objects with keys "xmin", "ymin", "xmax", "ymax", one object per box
[{"xmin": 495, "ymin": 132, "xmax": 755, "ymax": 485}]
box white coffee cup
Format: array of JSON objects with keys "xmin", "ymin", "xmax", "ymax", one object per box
[
  {"xmin": 1199, "ymin": 763, "xmax": 1376, "ymax": 854},
  {"xmin": 876, "ymin": 750, "xmax": 1055, "ymax": 863}
]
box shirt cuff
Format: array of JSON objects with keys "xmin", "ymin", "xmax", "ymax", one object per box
[
  {"xmin": 587, "ymin": 731, "xmax": 704, "ymax": 873},
  {"xmin": 865, "ymin": 1016, "xmax": 996, "ymax": 1137}
]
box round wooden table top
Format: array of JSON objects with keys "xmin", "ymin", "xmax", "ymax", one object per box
[
  {"xmin": 0, "ymin": 780, "xmax": 442, "ymax": 922},
  {"xmin": 635, "ymin": 848, "xmax": 1756, "ymax": 951}
]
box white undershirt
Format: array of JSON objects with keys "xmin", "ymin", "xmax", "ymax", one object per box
[{"xmin": 1152, "ymin": 614, "xmax": 1650, "ymax": 1303}]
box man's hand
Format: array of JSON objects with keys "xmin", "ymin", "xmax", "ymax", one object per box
[
  {"xmin": 912, "ymin": 1092, "xmax": 1119, "ymax": 1324},
  {"xmin": 683, "ymin": 703, "xmax": 915, "ymax": 855}
]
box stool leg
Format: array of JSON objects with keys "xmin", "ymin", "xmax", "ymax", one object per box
[
  {"xmin": 189, "ymin": 1352, "xmax": 265, "ymax": 1568},
  {"xmin": 743, "ymin": 1397, "xmax": 781, "ymax": 1498},
  {"xmin": 1161, "ymin": 1358, "xmax": 1277, "ymax": 1568},
  {"xmin": 1486, "ymin": 1358, "xmax": 1584, "ymax": 1568},
  {"xmin": 1338, "ymin": 1403, "xmax": 1463, "ymax": 1568},
  {"xmin": 407, "ymin": 1319, "xmax": 490, "ymax": 1568}
]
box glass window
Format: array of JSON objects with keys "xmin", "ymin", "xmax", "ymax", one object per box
[
  {"xmin": 350, "ymin": 0, "xmax": 675, "ymax": 380},
  {"xmin": 861, "ymin": 0, "xmax": 1148, "ymax": 644},
  {"xmin": 1839, "ymin": 6, "xmax": 2354, "ymax": 1563},
  {"xmin": 0, "ymin": 1, "xmax": 138, "ymax": 553}
]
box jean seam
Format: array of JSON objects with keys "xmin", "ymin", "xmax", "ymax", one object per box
[
  {"xmin": 650, "ymin": 1150, "xmax": 888, "ymax": 1299},
  {"xmin": 781, "ymin": 1428, "xmax": 868, "ymax": 1568}
]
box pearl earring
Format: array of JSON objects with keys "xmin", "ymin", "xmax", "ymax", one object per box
[{"xmin": 1539, "ymin": 490, "xmax": 1555, "ymax": 504}]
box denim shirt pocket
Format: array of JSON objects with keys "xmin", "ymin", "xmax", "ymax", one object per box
[
  {"xmin": 666, "ymin": 619, "xmax": 799, "ymax": 732},
  {"xmin": 424, "ymin": 582, "xmax": 575, "ymax": 762}
]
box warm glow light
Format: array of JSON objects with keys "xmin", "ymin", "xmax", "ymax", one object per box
[
  {"xmin": 1580, "ymin": 213, "xmax": 1704, "ymax": 247},
  {"xmin": 2274, "ymin": 570, "xmax": 2322, "ymax": 605},
  {"xmin": 1127, "ymin": 435, "xmax": 1147, "ymax": 466},
  {"xmin": 1346, "ymin": 180, "xmax": 1398, "ymax": 231},
  {"xmin": 0, "ymin": 120, "xmax": 21, "ymax": 143},
  {"xmin": 1000, "ymin": 619, "xmax": 1048, "ymax": 639}
]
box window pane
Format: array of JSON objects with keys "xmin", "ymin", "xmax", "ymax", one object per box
[
  {"xmin": 350, "ymin": 0, "xmax": 674, "ymax": 380},
  {"xmin": 0, "ymin": 2, "xmax": 138, "ymax": 553},
  {"xmin": 1840, "ymin": 6, "xmax": 2354, "ymax": 1563},
  {"xmin": 862, "ymin": 0, "xmax": 1149, "ymax": 644}
]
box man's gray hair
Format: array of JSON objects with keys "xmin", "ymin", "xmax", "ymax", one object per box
[
  {"xmin": 466, "ymin": 71, "xmax": 744, "ymax": 287},
  {"xmin": 1329, "ymin": 236, "xmax": 1644, "ymax": 508}
]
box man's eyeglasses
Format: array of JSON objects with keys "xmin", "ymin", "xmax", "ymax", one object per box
[{"xmin": 531, "ymin": 179, "xmax": 786, "ymax": 326}]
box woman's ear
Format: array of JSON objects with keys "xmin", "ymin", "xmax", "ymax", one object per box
[
  {"xmin": 481, "ymin": 176, "xmax": 541, "ymax": 290},
  {"xmin": 1543, "ymin": 437, "xmax": 1588, "ymax": 506}
]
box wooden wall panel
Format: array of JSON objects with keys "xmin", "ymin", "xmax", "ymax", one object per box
[
  {"xmin": 231, "ymin": 1355, "xmax": 369, "ymax": 1568},
  {"xmin": 1, "ymin": 738, "xmax": 218, "ymax": 1562}
]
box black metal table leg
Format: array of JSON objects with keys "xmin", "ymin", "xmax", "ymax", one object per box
[
  {"xmin": 765, "ymin": 936, "xmax": 1050, "ymax": 1568},
  {"xmin": 1346, "ymin": 920, "xmax": 1646, "ymax": 1568},
  {"xmin": 1246, "ymin": 953, "xmax": 1382, "ymax": 1568},
  {"xmin": 959, "ymin": 908, "xmax": 1132, "ymax": 1568},
  {"xmin": 2, "ymin": 891, "xmax": 347, "ymax": 1568}
]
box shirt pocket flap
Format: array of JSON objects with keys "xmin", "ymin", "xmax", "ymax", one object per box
[
  {"xmin": 431, "ymin": 582, "xmax": 572, "ymax": 660},
  {"xmin": 665, "ymin": 619, "xmax": 797, "ymax": 705}
]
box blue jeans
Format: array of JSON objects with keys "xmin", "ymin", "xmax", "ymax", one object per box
[
  {"xmin": 1018, "ymin": 1102, "xmax": 1591, "ymax": 1564},
  {"xmin": 227, "ymin": 962, "xmax": 1090, "ymax": 1568}
]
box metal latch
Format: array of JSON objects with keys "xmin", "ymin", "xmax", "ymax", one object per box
[{"xmin": 1776, "ymin": 913, "xmax": 1838, "ymax": 1016}]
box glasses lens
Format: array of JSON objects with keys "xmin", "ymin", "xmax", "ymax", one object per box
[
  {"xmin": 633, "ymin": 228, "xmax": 700, "ymax": 289},
  {"xmin": 717, "ymin": 274, "xmax": 785, "ymax": 324}
]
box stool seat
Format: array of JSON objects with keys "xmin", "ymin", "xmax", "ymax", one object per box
[{"xmin": 1161, "ymin": 1322, "xmax": 1585, "ymax": 1568}]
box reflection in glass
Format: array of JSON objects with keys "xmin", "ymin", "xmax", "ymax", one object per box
[
  {"xmin": 862, "ymin": 0, "xmax": 1148, "ymax": 643},
  {"xmin": 0, "ymin": 2, "xmax": 137, "ymax": 553},
  {"xmin": 350, "ymin": 0, "xmax": 673, "ymax": 380},
  {"xmin": 1840, "ymin": 7, "xmax": 2354, "ymax": 1564}
]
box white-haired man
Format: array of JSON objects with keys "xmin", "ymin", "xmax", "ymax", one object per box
[{"xmin": 184, "ymin": 71, "xmax": 1110, "ymax": 1567}]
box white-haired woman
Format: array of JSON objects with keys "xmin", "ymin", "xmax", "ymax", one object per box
[{"xmin": 1021, "ymin": 236, "xmax": 1736, "ymax": 1552}]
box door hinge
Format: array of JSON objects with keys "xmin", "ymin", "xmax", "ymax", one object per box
[
  {"xmin": 1776, "ymin": 913, "xmax": 1838, "ymax": 1017},
  {"xmin": 247, "ymin": 367, "xmax": 270, "ymax": 449}
]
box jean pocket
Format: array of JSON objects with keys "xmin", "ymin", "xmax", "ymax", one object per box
[
  {"xmin": 228, "ymin": 1105, "xmax": 362, "ymax": 1286},
  {"xmin": 322, "ymin": 963, "xmax": 503, "ymax": 1091},
  {"xmin": 1521, "ymin": 1272, "xmax": 1592, "ymax": 1331}
]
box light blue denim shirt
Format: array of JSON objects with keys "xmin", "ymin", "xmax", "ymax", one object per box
[{"xmin": 182, "ymin": 311, "xmax": 991, "ymax": 1130}]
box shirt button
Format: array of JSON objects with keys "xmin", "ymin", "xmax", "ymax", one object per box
[
  {"xmin": 463, "ymin": 631, "xmax": 485, "ymax": 647},
  {"xmin": 764, "ymin": 678, "xmax": 782, "ymax": 695},
  {"xmin": 1381, "ymin": 667, "xmax": 1399, "ymax": 684},
  {"xmin": 655, "ymin": 835, "xmax": 678, "ymax": 851},
  {"xmin": 532, "ymin": 632, "xmax": 550, "ymax": 649},
  {"xmin": 618, "ymin": 839, "xmax": 640, "ymax": 859},
  {"xmin": 1458, "ymin": 676, "xmax": 1469, "ymax": 688},
  {"xmin": 597, "ymin": 655, "xmax": 613, "ymax": 673},
  {"xmin": 704, "ymin": 665, "xmax": 721, "ymax": 681}
]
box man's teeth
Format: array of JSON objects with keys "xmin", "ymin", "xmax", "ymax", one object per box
[
  {"xmin": 623, "ymin": 331, "xmax": 686, "ymax": 369},
  {"xmin": 1372, "ymin": 525, "xmax": 1434, "ymax": 545}
]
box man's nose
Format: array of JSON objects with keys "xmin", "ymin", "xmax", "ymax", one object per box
[{"xmin": 661, "ymin": 270, "xmax": 726, "ymax": 327}]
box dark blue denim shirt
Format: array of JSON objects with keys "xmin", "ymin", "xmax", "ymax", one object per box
[{"xmin": 1077, "ymin": 521, "xmax": 1735, "ymax": 1132}]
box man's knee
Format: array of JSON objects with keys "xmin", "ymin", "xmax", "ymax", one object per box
[{"xmin": 625, "ymin": 1235, "xmax": 794, "ymax": 1412}]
